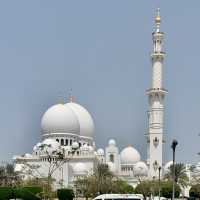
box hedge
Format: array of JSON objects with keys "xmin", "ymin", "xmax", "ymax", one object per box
[
  {"xmin": 0, "ymin": 186, "xmax": 42, "ymax": 200},
  {"xmin": 57, "ymin": 188, "xmax": 74, "ymax": 200},
  {"xmin": 0, "ymin": 187, "xmax": 13, "ymax": 200}
]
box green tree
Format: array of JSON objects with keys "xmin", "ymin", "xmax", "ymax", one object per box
[
  {"xmin": 189, "ymin": 184, "xmax": 200, "ymax": 198},
  {"xmin": 0, "ymin": 163, "xmax": 21, "ymax": 187},
  {"xmin": 164, "ymin": 163, "xmax": 189, "ymax": 188},
  {"xmin": 74, "ymin": 177, "xmax": 92, "ymax": 199},
  {"xmin": 135, "ymin": 180, "xmax": 159, "ymax": 200},
  {"xmin": 112, "ymin": 179, "xmax": 134, "ymax": 194},
  {"xmin": 189, "ymin": 165, "xmax": 200, "ymax": 185},
  {"xmin": 74, "ymin": 163, "xmax": 134, "ymax": 198},
  {"xmin": 161, "ymin": 181, "xmax": 180, "ymax": 199},
  {"xmin": 94, "ymin": 163, "xmax": 113, "ymax": 194}
]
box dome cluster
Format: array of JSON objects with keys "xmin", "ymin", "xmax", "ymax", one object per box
[{"xmin": 41, "ymin": 102, "xmax": 94, "ymax": 138}]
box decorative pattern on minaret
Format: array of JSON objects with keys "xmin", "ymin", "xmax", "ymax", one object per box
[{"xmin": 146, "ymin": 9, "xmax": 168, "ymax": 178}]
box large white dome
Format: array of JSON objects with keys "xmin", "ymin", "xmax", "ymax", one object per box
[
  {"xmin": 66, "ymin": 102, "xmax": 94, "ymax": 138},
  {"xmin": 41, "ymin": 104, "xmax": 80, "ymax": 135},
  {"xmin": 120, "ymin": 146, "xmax": 141, "ymax": 165}
]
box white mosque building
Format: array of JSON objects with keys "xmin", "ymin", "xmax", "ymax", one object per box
[{"xmin": 14, "ymin": 9, "xmax": 173, "ymax": 189}]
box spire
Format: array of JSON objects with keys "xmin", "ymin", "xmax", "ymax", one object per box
[
  {"xmin": 155, "ymin": 8, "xmax": 161, "ymax": 32},
  {"xmin": 69, "ymin": 88, "xmax": 75, "ymax": 102}
]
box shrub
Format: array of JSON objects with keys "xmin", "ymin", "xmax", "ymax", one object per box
[
  {"xmin": 190, "ymin": 184, "xmax": 200, "ymax": 198},
  {"xmin": 112, "ymin": 179, "xmax": 134, "ymax": 194},
  {"xmin": 161, "ymin": 181, "xmax": 180, "ymax": 198},
  {"xmin": 12, "ymin": 186, "xmax": 42, "ymax": 200},
  {"xmin": 0, "ymin": 186, "xmax": 42, "ymax": 200},
  {"xmin": 20, "ymin": 189, "xmax": 41, "ymax": 200},
  {"xmin": 22, "ymin": 186, "xmax": 42, "ymax": 195},
  {"xmin": 57, "ymin": 188, "xmax": 74, "ymax": 200},
  {"xmin": 0, "ymin": 187, "xmax": 12, "ymax": 200}
]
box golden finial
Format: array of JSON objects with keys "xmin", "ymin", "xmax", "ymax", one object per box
[
  {"xmin": 69, "ymin": 88, "xmax": 75, "ymax": 102},
  {"xmin": 155, "ymin": 8, "xmax": 161, "ymax": 32}
]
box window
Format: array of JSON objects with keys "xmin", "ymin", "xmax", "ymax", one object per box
[
  {"xmin": 65, "ymin": 139, "xmax": 68, "ymax": 146},
  {"xmin": 70, "ymin": 139, "xmax": 72, "ymax": 145},
  {"xmin": 109, "ymin": 154, "xmax": 114, "ymax": 162},
  {"xmin": 61, "ymin": 139, "xmax": 64, "ymax": 146},
  {"xmin": 56, "ymin": 139, "xmax": 59, "ymax": 143}
]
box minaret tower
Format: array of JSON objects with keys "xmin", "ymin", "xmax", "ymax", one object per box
[{"xmin": 146, "ymin": 9, "xmax": 167, "ymax": 178}]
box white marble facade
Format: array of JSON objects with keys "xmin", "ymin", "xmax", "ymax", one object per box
[{"xmin": 14, "ymin": 10, "xmax": 186, "ymax": 190}]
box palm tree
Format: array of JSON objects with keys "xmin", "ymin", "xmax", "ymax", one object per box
[
  {"xmin": 164, "ymin": 163, "xmax": 189, "ymax": 188},
  {"xmin": 74, "ymin": 163, "xmax": 114, "ymax": 198},
  {"xmin": 94, "ymin": 163, "xmax": 113, "ymax": 194}
]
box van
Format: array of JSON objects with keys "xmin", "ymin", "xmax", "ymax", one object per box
[{"xmin": 93, "ymin": 194, "xmax": 143, "ymax": 200}]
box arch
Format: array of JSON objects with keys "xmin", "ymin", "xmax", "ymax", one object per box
[
  {"xmin": 109, "ymin": 154, "xmax": 114, "ymax": 162},
  {"xmin": 65, "ymin": 139, "xmax": 68, "ymax": 146},
  {"xmin": 61, "ymin": 139, "xmax": 64, "ymax": 146},
  {"xmin": 56, "ymin": 139, "xmax": 59, "ymax": 143}
]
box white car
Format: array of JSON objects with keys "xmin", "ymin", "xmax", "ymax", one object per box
[{"xmin": 93, "ymin": 194, "xmax": 143, "ymax": 200}]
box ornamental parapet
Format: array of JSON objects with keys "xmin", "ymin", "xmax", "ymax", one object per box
[{"xmin": 146, "ymin": 87, "xmax": 168, "ymax": 95}]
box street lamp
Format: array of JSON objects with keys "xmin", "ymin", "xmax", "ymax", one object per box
[
  {"xmin": 158, "ymin": 166, "xmax": 161, "ymax": 200},
  {"xmin": 171, "ymin": 139, "xmax": 178, "ymax": 200}
]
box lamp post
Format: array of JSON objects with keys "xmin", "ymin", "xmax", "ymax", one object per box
[
  {"xmin": 171, "ymin": 139, "xmax": 178, "ymax": 200},
  {"xmin": 158, "ymin": 166, "xmax": 161, "ymax": 200}
]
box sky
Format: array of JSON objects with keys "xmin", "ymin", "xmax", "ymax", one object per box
[{"xmin": 0, "ymin": 0, "xmax": 200, "ymax": 164}]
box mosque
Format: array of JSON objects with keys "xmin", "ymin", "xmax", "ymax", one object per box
[{"xmin": 14, "ymin": 9, "xmax": 173, "ymax": 189}]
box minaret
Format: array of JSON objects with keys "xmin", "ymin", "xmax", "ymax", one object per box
[{"xmin": 146, "ymin": 9, "xmax": 167, "ymax": 178}]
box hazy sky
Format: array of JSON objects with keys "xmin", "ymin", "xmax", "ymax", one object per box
[{"xmin": 0, "ymin": 0, "xmax": 200, "ymax": 164}]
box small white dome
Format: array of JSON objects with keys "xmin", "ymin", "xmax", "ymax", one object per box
[
  {"xmin": 73, "ymin": 162, "xmax": 87, "ymax": 175},
  {"xmin": 24, "ymin": 153, "xmax": 32, "ymax": 158},
  {"xmin": 164, "ymin": 161, "xmax": 173, "ymax": 172},
  {"xmin": 14, "ymin": 164, "xmax": 25, "ymax": 172},
  {"xmin": 66, "ymin": 102, "xmax": 94, "ymax": 138},
  {"xmin": 134, "ymin": 161, "xmax": 148, "ymax": 176},
  {"xmin": 33, "ymin": 142, "xmax": 42, "ymax": 152},
  {"xmin": 72, "ymin": 141, "xmax": 79, "ymax": 149},
  {"xmin": 41, "ymin": 104, "xmax": 80, "ymax": 135},
  {"xmin": 120, "ymin": 146, "xmax": 140, "ymax": 165},
  {"xmin": 36, "ymin": 142, "xmax": 42, "ymax": 147},
  {"xmin": 97, "ymin": 148, "xmax": 104, "ymax": 156},
  {"xmin": 108, "ymin": 139, "xmax": 116, "ymax": 146},
  {"xmin": 41, "ymin": 138, "xmax": 60, "ymax": 154}
]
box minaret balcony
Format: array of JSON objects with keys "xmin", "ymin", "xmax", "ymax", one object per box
[
  {"xmin": 152, "ymin": 32, "xmax": 164, "ymax": 39},
  {"xmin": 146, "ymin": 87, "xmax": 168, "ymax": 95},
  {"xmin": 151, "ymin": 51, "xmax": 165, "ymax": 59}
]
